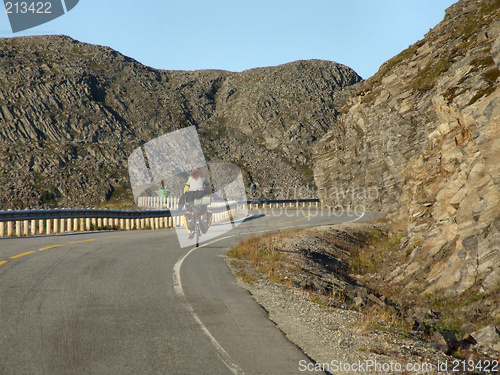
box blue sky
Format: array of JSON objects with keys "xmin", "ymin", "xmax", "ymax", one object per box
[{"xmin": 1, "ymin": 0, "xmax": 457, "ymax": 79}]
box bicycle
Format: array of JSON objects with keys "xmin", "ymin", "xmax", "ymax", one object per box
[{"xmin": 185, "ymin": 196, "xmax": 212, "ymax": 247}]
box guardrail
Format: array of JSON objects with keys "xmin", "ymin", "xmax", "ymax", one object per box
[
  {"xmin": 244, "ymin": 199, "xmax": 319, "ymax": 209},
  {"xmin": 0, "ymin": 199, "xmax": 320, "ymax": 238},
  {"xmin": 137, "ymin": 197, "xmax": 320, "ymax": 210},
  {"xmin": 137, "ymin": 196, "xmax": 179, "ymax": 209}
]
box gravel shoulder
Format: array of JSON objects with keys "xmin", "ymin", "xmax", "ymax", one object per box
[{"xmin": 231, "ymin": 276, "xmax": 451, "ymax": 375}]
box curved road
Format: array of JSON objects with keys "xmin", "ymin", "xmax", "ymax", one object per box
[{"xmin": 0, "ymin": 208, "xmax": 382, "ymax": 374}]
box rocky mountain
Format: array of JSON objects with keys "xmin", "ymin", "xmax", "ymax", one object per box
[
  {"xmin": 0, "ymin": 36, "xmax": 361, "ymax": 209},
  {"xmin": 314, "ymin": 0, "xmax": 500, "ymax": 306}
]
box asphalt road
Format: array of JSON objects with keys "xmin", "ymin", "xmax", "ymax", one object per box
[{"xmin": 0, "ymin": 208, "xmax": 382, "ymax": 374}]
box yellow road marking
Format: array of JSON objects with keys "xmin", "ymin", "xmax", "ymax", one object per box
[
  {"xmin": 2, "ymin": 234, "xmax": 148, "ymax": 265},
  {"xmin": 295, "ymin": 214, "xmax": 312, "ymax": 222},
  {"xmin": 10, "ymin": 251, "xmax": 36, "ymax": 259},
  {"xmin": 68, "ymin": 239, "xmax": 96, "ymax": 244},
  {"xmin": 268, "ymin": 213, "xmax": 312, "ymax": 226},
  {"xmin": 39, "ymin": 244, "xmax": 63, "ymax": 251}
]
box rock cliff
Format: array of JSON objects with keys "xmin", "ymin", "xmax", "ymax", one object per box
[
  {"xmin": 314, "ymin": 0, "xmax": 500, "ymax": 305},
  {"xmin": 0, "ymin": 36, "xmax": 361, "ymax": 209}
]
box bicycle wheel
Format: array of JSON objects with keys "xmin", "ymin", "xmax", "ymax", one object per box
[{"xmin": 195, "ymin": 220, "xmax": 200, "ymax": 247}]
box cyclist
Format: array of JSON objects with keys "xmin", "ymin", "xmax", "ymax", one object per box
[
  {"xmin": 177, "ymin": 167, "xmax": 206, "ymax": 210},
  {"xmin": 178, "ymin": 167, "xmax": 209, "ymax": 239}
]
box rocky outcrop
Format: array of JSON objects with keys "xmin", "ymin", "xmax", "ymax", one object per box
[
  {"xmin": 0, "ymin": 36, "xmax": 361, "ymax": 209},
  {"xmin": 313, "ymin": 0, "xmax": 500, "ymax": 302}
]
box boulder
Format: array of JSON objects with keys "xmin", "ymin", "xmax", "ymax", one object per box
[
  {"xmin": 430, "ymin": 331, "xmax": 460, "ymax": 354},
  {"xmin": 471, "ymin": 325, "xmax": 500, "ymax": 353}
]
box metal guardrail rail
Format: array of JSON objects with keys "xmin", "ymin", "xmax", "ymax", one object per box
[
  {"xmin": 0, "ymin": 199, "xmax": 320, "ymax": 221},
  {"xmin": 245, "ymin": 198, "xmax": 319, "ymax": 205},
  {"xmin": 0, "ymin": 199, "xmax": 320, "ymax": 238},
  {"xmin": 0, "ymin": 206, "xmax": 230, "ymax": 222}
]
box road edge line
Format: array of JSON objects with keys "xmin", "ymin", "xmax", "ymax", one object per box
[{"xmin": 173, "ymin": 235, "xmax": 244, "ymax": 375}]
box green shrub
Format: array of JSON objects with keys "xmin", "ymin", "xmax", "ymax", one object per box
[
  {"xmin": 412, "ymin": 58, "xmax": 451, "ymax": 91},
  {"xmin": 468, "ymin": 85, "xmax": 497, "ymax": 105},
  {"xmin": 482, "ymin": 67, "xmax": 500, "ymax": 83}
]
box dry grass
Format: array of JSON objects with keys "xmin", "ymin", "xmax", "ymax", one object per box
[
  {"xmin": 229, "ymin": 225, "xmax": 416, "ymax": 338},
  {"xmin": 308, "ymin": 287, "xmax": 347, "ymax": 309},
  {"xmin": 228, "ymin": 230, "xmax": 300, "ymax": 284},
  {"xmin": 422, "ymin": 286, "xmax": 500, "ymax": 337},
  {"xmin": 349, "ymin": 229, "xmax": 404, "ymax": 276},
  {"xmin": 354, "ymin": 305, "xmax": 414, "ymax": 338}
]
